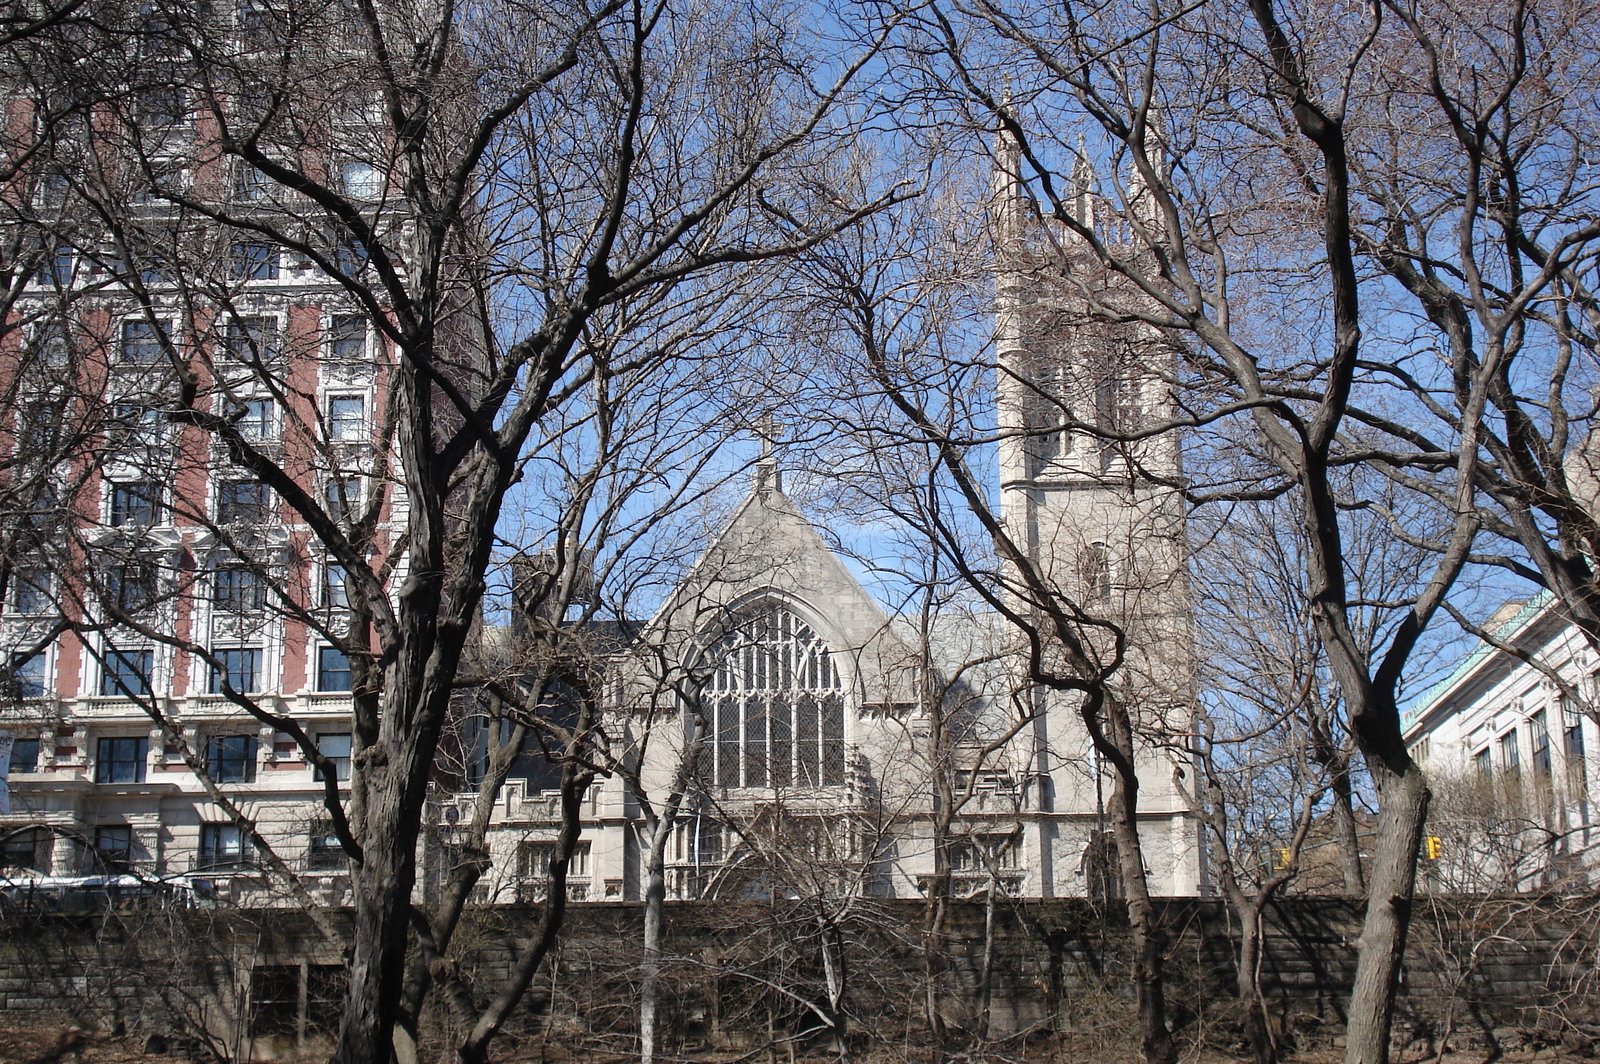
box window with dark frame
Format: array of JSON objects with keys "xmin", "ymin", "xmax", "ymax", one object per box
[
  {"xmin": 110, "ymin": 481, "xmax": 160, "ymax": 526},
  {"xmin": 238, "ymin": 398, "xmax": 274, "ymax": 439},
  {"xmin": 322, "ymin": 563, "xmax": 349, "ymax": 608},
  {"xmin": 110, "ymin": 562, "xmax": 157, "ymax": 611},
  {"xmin": 216, "ymin": 479, "xmax": 270, "ymax": 524},
  {"xmin": 9, "ymin": 737, "xmax": 39, "ymax": 774},
  {"xmin": 94, "ymin": 735, "xmax": 147, "ymax": 782},
  {"xmin": 1531, "ymin": 710, "xmax": 1552, "ymax": 779},
  {"xmin": 225, "ymin": 317, "xmax": 278, "ymax": 363},
  {"xmin": 0, "ymin": 827, "xmax": 45, "ymax": 871},
  {"xmin": 327, "ymin": 395, "xmax": 364, "ymax": 441},
  {"xmin": 206, "ymin": 734, "xmax": 257, "ymax": 782},
  {"xmin": 12, "ymin": 568, "xmax": 52, "ymax": 615},
  {"xmin": 93, "ymin": 825, "xmax": 134, "ymax": 872},
  {"xmin": 314, "ymin": 732, "xmax": 351, "ymax": 781},
  {"xmin": 213, "ymin": 566, "xmax": 265, "ymax": 612},
  {"xmin": 230, "ymin": 239, "xmax": 278, "ymax": 281},
  {"xmin": 210, "ymin": 648, "xmax": 261, "ymax": 695},
  {"xmin": 306, "ymin": 820, "xmax": 345, "ymax": 870},
  {"xmin": 198, "ymin": 822, "xmax": 253, "ymax": 870},
  {"xmin": 323, "ymin": 477, "xmax": 358, "ymax": 524},
  {"xmin": 8, "ymin": 654, "xmax": 46, "ymax": 699},
  {"xmin": 99, "ymin": 651, "xmax": 153, "ymax": 698},
  {"xmin": 328, "ymin": 315, "xmax": 365, "ymax": 361}
]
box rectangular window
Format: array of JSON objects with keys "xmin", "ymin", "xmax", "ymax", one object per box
[
  {"xmin": 322, "ymin": 564, "xmax": 349, "ymax": 608},
  {"xmin": 1474, "ymin": 746, "xmax": 1493, "ymax": 780},
  {"xmin": 123, "ymin": 313, "xmax": 172, "ymax": 355},
  {"xmin": 230, "ymin": 240, "xmax": 278, "ymax": 281},
  {"xmin": 329, "ymin": 315, "xmax": 365, "ymax": 361},
  {"xmin": 324, "ymin": 477, "xmax": 359, "ymax": 524},
  {"xmin": 314, "ymin": 732, "xmax": 351, "ymax": 781},
  {"xmin": 93, "ymin": 825, "xmax": 134, "ymax": 872},
  {"xmin": 1566, "ymin": 718, "xmax": 1588, "ymax": 796},
  {"xmin": 327, "ymin": 395, "xmax": 365, "ymax": 440},
  {"xmin": 238, "ymin": 398, "xmax": 274, "ymax": 439},
  {"xmin": 216, "ymin": 479, "xmax": 270, "ymax": 524},
  {"xmin": 198, "ymin": 823, "xmax": 253, "ymax": 870},
  {"xmin": 95, "ymin": 735, "xmax": 147, "ymax": 782},
  {"xmin": 225, "ymin": 317, "xmax": 278, "ymax": 363},
  {"xmin": 36, "ymin": 244, "xmax": 72, "ymax": 287},
  {"xmin": 110, "ymin": 481, "xmax": 160, "ymax": 526},
  {"xmin": 213, "ymin": 567, "xmax": 265, "ymax": 612},
  {"xmin": 9, "ymin": 737, "xmax": 39, "ymax": 773},
  {"xmin": 249, "ymin": 965, "xmax": 299, "ymax": 1037},
  {"xmin": 11, "ymin": 568, "xmax": 52, "ymax": 615},
  {"xmin": 116, "ymin": 403, "xmax": 165, "ymax": 451},
  {"xmin": 331, "ymin": 228, "xmax": 366, "ymax": 276},
  {"xmin": 9, "ymin": 654, "xmax": 46, "ymax": 699},
  {"xmin": 306, "ymin": 820, "xmax": 345, "ymax": 870},
  {"xmin": 210, "ymin": 648, "xmax": 261, "ymax": 695},
  {"xmin": 110, "ymin": 562, "xmax": 156, "ymax": 611},
  {"xmin": 232, "ymin": 163, "xmax": 269, "ymax": 202},
  {"xmin": 99, "ymin": 650, "xmax": 153, "ymax": 698},
  {"xmin": 1531, "ymin": 711, "xmax": 1553, "ymax": 779},
  {"xmin": 1500, "ymin": 730, "xmax": 1521, "ymax": 779},
  {"xmin": 338, "ymin": 160, "xmax": 379, "ymax": 198},
  {"xmin": 518, "ymin": 839, "xmax": 590, "ymax": 881},
  {"xmin": 206, "ymin": 734, "xmax": 257, "ymax": 782},
  {"xmin": 316, "ymin": 648, "xmax": 352, "ymax": 693},
  {"xmin": 0, "ymin": 827, "xmax": 45, "ymax": 871}
]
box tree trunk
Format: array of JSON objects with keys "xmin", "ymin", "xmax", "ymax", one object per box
[
  {"xmin": 1344, "ymin": 763, "xmax": 1429, "ymax": 1064},
  {"xmin": 640, "ymin": 830, "xmax": 667, "ymax": 1064},
  {"xmin": 1100, "ymin": 695, "xmax": 1175, "ymax": 1064},
  {"xmin": 1236, "ymin": 900, "xmax": 1276, "ymax": 1064},
  {"xmin": 334, "ymin": 769, "xmax": 421, "ymax": 1064}
]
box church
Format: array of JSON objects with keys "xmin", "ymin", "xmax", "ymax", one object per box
[
  {"xmin": 0, "ymin": 141, "xmax": 1206, "ymax": 905},
  {"xmin": 457, "ymin": 153, "xmax": 1207, "ymax": 905}
]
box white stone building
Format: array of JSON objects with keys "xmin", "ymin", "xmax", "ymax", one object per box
[{"xmin": 1404, "ymin": 593, "xmax": 1600, "ymax": 889}]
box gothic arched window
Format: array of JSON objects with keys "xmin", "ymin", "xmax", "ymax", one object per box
[{"xmin": 703, "ymin": 607, "xmax": 845, "ymax": 789}]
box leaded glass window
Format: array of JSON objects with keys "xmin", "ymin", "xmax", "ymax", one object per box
[{"xmin": 703, "ymin": 608, "xmax": 845, "ymax": 788}]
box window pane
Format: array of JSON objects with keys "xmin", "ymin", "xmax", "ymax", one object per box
[
  {"xmin": 323, "ymin": 564, "xmax": 349, "ymax": 608},
  {"xmin": 9, "ymin": 738, "xmax": 39, "ymax": 773},
  {"xmin": 8, "ymin": 654, "xmax": 46, "ymax": 699},
  {"xmin": 230, "ymin": 240, "xmax": 278, "ymax": 281},
  {"xmin": 239, "ymin": 399, "xmax": 274, "ymax": 439},
  {"xmin": 110, "ymin": 482, "xmax": 160, "ymax": 526},
  {"xmin": 94, "ymin": 735, "xmax": 147, "ymax": 782},
  {"xmin": 100, "ymin": 651, "xmax": 152, "ymax": 699},
  {"xmin": 207, "ymin": 734, "xmax": 257, "ymax": 782},
  {"xmin": 12, "ymin": 569, "xmax": 52, "ymax": 615},
  {"xmin": 329, "ymin": 315, "xmax": 365, "ymax": 361},
  {"xmin": 210, "ymin": 649, "xmax": 261, "ymax": 695},
  {"xmin": 94, "ymin": 825, "xmax": 133, "ymax": 872},
  {"xmin": 213, "ymin": 567, "xmax": 264, "ymax": 612},
  {"xmin": 217, "ymin": 480, "xmax": 269, "ymax": 524},
  {"xmin": 315, "ymin": 732, "xmax": 352, "ymax": 780},
  {"xmin": 225, "ymin": 317, "xmax": 277, "ymax": 363},
  {"xmin": 328, "ymin": 395, "xmax": 364, "ymax": 440},
  {"xmin": 120, "ymin": 319, "xmax": 166, "ymax": 363}
]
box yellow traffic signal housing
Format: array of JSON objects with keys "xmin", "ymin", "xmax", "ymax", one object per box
[{"xmin": 1424, "ymin": 836, "xmax": 1442, "ymax": 861}]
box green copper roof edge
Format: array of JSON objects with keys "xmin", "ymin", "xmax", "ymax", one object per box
[{"xmin": 1404, "ymin": 589, "xmax": 1555, "ymax": 733}]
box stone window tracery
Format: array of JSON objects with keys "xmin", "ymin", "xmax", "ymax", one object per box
[{"xmin": 703, "ymin": 606, "xmax": 845, "ymax": 789}]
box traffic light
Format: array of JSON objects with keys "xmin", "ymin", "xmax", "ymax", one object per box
[
  {"xmin": 1274, "ymin": 847, "xmax": 1292, "ymax": 870},
  {"xmin": 1424, "ymin": 835, "xmax": 1442, "ymax": 860}
]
